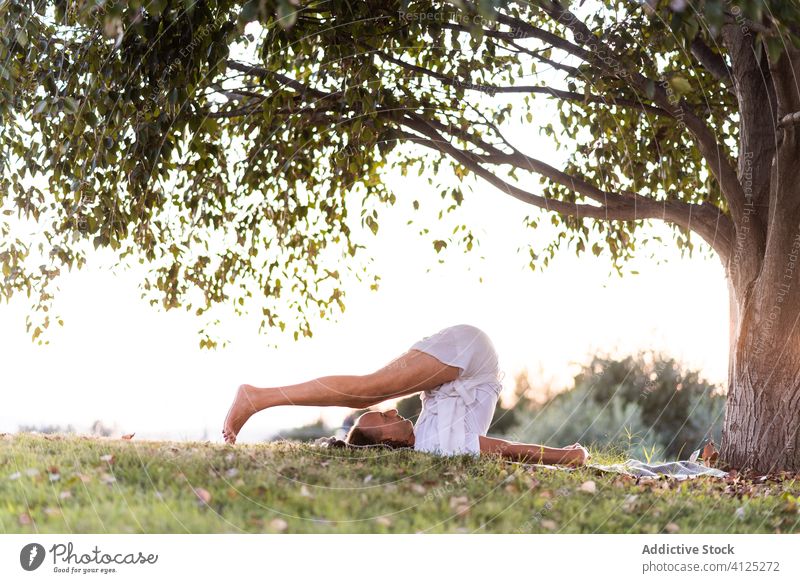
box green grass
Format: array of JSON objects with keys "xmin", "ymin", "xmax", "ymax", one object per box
[{"xmin": 1, "ymin": 433, "xmax": 798, "ymax": 533}]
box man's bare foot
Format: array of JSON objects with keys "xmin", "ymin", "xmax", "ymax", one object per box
[{"xmin": 222, "ymin": 384, "xmax": 260, "ymax": 444}]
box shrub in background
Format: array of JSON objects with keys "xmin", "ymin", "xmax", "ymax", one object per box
[{"xmin": 510, "ymin": 352, "xmax": 725, "ymax": 461}]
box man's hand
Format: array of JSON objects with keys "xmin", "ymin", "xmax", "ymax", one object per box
[{"xmin": 564, "ymin": 443, "xmax": 590, "ymax": 466}]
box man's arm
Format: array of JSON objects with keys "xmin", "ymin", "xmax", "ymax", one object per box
[{"xmin": 478, "ymin": 435, "xmax": 588, "ymax": 465}]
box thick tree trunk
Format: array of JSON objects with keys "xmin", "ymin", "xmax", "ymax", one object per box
[
  {"xmin": 723, "ymin": 281, "xmax": 800, "ymax": 473},
  {"xmin": 721, "ymin": 123, "xmax": 800, "ymax": 473}
]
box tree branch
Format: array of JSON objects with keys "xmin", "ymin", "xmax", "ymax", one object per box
[
  {"xmin": 492, "ymin": 13, "xmax": 594, "ymax": 62},
  {"xmin": 504, "ymin": 38, "xmax": 580, "ymax": 76},
  {"xmin": 394, "ymin": 117, "xmax": 733, "ymax": 259},
  {"xmin": 223, "ymin": 58, "xmax": 732, "ymax": 259},
  {"xmin": 690, "ymin": 36, "xmax": 734, "ymax": 89},
  {"xmin": 528, "ymin": 2, "xmax": 747, "ymax": 231},
  {"xmin": 439, "ymin": 21, "xmax": 585, "ymax": 77},
  {"xmin": 719, "ymin": 22, "xmax": 774, "ymax": 266},
  {"xmin": 378, "ymin": 52, "xmax": 671, "ymax": 117},
  {"xmin": 226, "ymin": 60, "xmax": 332, "ymax": 101}
]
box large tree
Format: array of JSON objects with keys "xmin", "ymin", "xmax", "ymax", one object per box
[{"xmin": 2, "ymin": 0, "xmax": 800, "ymax": 472}]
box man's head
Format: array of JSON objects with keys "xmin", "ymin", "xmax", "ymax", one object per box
[{"xmin": 346, "ymin": 409, "xmax": 415, "ymax": 448}]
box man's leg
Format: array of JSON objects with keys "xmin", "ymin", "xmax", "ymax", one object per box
[{"xmin": 222, "ymin": 349, "xmax": 460, "ymax": 443}]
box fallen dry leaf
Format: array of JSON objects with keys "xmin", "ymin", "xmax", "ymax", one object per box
[
  {"xmin": 780, "ymin": 497, "xmax": 797, "ymax": 514},
  {"xmin": 638, "ymin": 478, "xmax": 657, "ymax": 489},
  {"xmin": 246, "ymin": 517, "xmax": 265, "ymax": 528},
  {"xmin": 702, "ymin": 441, "xmax": 719, "ymax": 466},
  {"xmin": 525, "ymin": 476, "xmax": 540, "ymax": 489},
  {"xmin": 194, "ymin": 487, "xmax": 212, "ymax": 505},
  {"xmin": 622, "ymin": 494, "xmax": 638, "ymax": 512},
  {"xmin": 269, "ymin": 518, "xmax": 288, "ymax": 532},
  {"xmin": 449, "ymin": 495, "xmax": 470, "ymax": 517}
]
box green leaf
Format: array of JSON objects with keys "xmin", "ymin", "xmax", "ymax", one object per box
[
  {"xmin": 33, "ymin": 99, "xmax": 49, "ymax": 115},
  {"xmin": 365, "ymin": 215, "xmax": 378, "ymax": 235},
  {"xmin": 277, "ymin": 0, "xmax": 298, "ymax": 29},
  {"xmin": 765, "ymin": 36, "xmax": 785, "ymax": 64},
  {"xmin": 239, "ymin": 0, "xmax": 259, "ymax": 23},
  {"xmin": 668, "ymin": 76, "xmax": 692, "ymax": 95},
  {"xmin": 63, "ymin": 97, "xmax": 80, "ymax": 115}
]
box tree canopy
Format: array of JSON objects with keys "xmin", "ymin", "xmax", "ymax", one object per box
[{"xmin": 3, "ymin": 0, "xmax": 800, "ymax": 345}]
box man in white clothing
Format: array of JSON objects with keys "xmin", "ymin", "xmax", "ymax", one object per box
[{"xmin": 223, "ymin": 324, "xmax": 588, "ymax": 465}]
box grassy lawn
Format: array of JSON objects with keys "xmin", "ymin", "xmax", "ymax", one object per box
[{"xmin": 1, "ymin": 433, "xmax": 798, "ymax": 534}]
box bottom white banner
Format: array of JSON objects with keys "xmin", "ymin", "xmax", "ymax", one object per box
[{"xmin": 0, "ymin": 534, "xmax": 797, "ymax": 582}]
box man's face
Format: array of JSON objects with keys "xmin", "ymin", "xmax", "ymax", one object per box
[{"xmin": 353, "ymin": 409, "xmax": 415, "ymax": 446}]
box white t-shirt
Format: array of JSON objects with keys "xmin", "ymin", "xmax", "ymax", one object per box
[{"xmin": 409, "ymin": 324, "xmax": 503, "ymax": 455}]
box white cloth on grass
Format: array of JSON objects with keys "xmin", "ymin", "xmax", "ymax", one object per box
[
  {"xmin": 409, "ymin": 324, "xmax": 503, "ymax": 456},
  {"xmin": 588, "ymin": 459, "xmax": 728, "ymax": 479}
]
